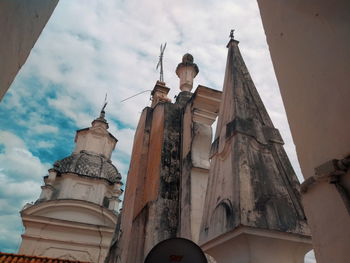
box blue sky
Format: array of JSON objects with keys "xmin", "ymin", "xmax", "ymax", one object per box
[{"xmin": 0, "ymin": 0, "xmax": 315, "ymax": 261}]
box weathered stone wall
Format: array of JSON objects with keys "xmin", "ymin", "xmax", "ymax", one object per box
[
  {"xmin": 141, "ymin": 102, "xmax": 182, "ymax": 258},
  {"xmin": 178, "ymin": 87, "xmax": 221, "ymax": 243},
  {"xmin": 199, "ymin": 39, "xmax": 310, "ymax": 252},
  {"xmin": 115, "ymin": 108, "xmax": 152, "ymax": 263},
  {"xmin": 115, "ymin": 101, "xmax": 183, "ymax": 263}
]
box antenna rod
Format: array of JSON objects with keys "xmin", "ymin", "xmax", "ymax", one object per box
[{"xmin": 120, "ymin": 90, "xmax": 152, "ymax": 103}]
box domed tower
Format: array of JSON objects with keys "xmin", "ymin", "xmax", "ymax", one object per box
[{"xmin": 19, "ymin": 107, "xmax": 123, "ymax": 263}]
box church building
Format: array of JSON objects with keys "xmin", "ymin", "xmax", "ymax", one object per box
[
  {"xmin": 19, "ymin": 108, "xmax": 123, "ymax": 263},
  {"xmin": 17, "ymin": 33, "xmax": 312, "ymax": 263},
  {"xmin": 106, "ymin": 34, "xmax": 311, "ymax": 263}
]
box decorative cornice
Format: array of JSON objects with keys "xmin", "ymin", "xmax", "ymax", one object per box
[
  {"xmin": 200, "ymin": 225, "xmax": 311, "ymax": 251},
  {"xmin": 191, "ymin": 85, "xmax": 222, "ymax": 125},
  {"xmin": 225, "ymin": 117, "xmax": 284, "ymax": 145},
  {"xmin": 21, "ymin": 198, "xmax": 118, "ymax": 223},
  {"xmin": 301, "ymin": 156, "xmax": 350, "ymax": 194}
]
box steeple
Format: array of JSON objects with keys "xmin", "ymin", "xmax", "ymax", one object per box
[
  {"xmin": 19, "ymin": 104, "xmax": 123, "ymax": 263},
  {"xmin": 199, "ymin": 32, "xmax": 311, "ymax": 262},
  {"xmin": 74, "ymin": 106, "xmax": 117, "ymax": 160},
  {"xmin": 92, "ymin": 99, "xmax": 109, "ymax": 128}
]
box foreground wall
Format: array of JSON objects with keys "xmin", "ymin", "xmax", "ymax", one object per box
[
  {"xmin": 0, "ymin": 0, "xmax": 59, "ymax": 100},
  {"xmin": 257, "ymin": 1, "xmax": 350, "ymax": 262}
]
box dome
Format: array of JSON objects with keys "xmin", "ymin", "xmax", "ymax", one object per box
[{"xmin": 53, "ymin": 150, "xmax": 122, "ymax": 184}]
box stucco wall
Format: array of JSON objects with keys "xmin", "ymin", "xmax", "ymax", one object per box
[
  {"xmin": 0, "ymin": 0, "xmax": 58, "ymax": 100},
  {"xmin": 257, "ymin": 1, "xmax": 350, "ymax": 262},
  {"xmin": 257, "ymin": 0, "xmax": 350, "ymax": 179}
]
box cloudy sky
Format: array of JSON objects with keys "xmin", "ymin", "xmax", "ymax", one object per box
[{"xmin": 0, "ymin": 0, "xmax": 315, "ymax": 261}]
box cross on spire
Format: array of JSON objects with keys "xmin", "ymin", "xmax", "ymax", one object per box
[{"xmin": 156, "ymin": 42, "xmax": 167, "ymax": 82}]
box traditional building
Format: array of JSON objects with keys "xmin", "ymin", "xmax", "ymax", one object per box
[
  {"xmin": 109, "ymin": 54, "xmax": 222, "ymax": 263},
  {"xmin": 19, "ymin": 109, "xmax": 123, "ymax": 263},
  {"xmin": 198, "ymin": 34, "xmax": 311, "ymax": 263},
  {"xmin": 106, "ymin": 35, "xmax": 311, "ymax": 263}
]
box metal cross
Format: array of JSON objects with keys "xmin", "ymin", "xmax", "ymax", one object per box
[
  {"xmin": 156, "ymin": 42, "xmax": 167, "ymax": 82},
  {"xmin": 229, "ymin": 29, "xmax": 235, "ymax": 40}
]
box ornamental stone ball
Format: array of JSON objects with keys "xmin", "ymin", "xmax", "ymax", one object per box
[
  {"xmin": 182, "ymin": 53, "xmax": 194, "ymax": 64},
  {"xmin": 176, "ymin": 53, "xmax": 199, "ymax": 92}
]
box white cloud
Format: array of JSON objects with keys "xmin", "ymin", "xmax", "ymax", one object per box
[
  {"xmin": 37, "ymin": 140, "xmax": 55, "ymax": 148},
  {"xmin": 0, "ymin": 131, "xmax": 50, "ymax": 180},
  {"xmin": 0, "ymin": 131, "xmax": 48, "ymax": 252},
  {"xmin": 0, "ymin": 214, "xmax": 23, "ymax": 253},
  {"xmin": 32, "ymin": 124, "xmax": 58, "ymax": 134},
  {"xmin": 47, "ymin": 95, "xmax": 93, "ymax": 128}
]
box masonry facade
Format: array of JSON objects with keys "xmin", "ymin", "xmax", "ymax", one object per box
[
  {"xmin": 19, "ymin": 110, "xmax": 123, "ymax": 263},
  {"xmin": 107, "ymin": 36, "xmax": 311, "ymax": 263}
]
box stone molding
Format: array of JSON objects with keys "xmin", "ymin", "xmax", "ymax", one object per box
[
  {"xmin": 301, "ymin": 156, "xmax": 350, "ymax": 194},
  {"xmin": 200, "ymin": 225, "xmax": 312, "ymax": 251},
  {"xmin": 191, "ymin": 85, "xmax": 221, "ymax": 125},
  {"xmin": 21, "ymin": 198, "xmax": 118, "ymax": 225},
  {"xmin": 150, "ymin": 81, "xmax": 171, "ymax": 108}
]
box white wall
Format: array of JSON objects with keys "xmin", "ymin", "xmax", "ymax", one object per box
[{"xmin": 0, "ymin": 0, "xmax": 59, "ymax": 100}]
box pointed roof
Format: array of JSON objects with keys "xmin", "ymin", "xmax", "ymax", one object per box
[
  {"xmin": 215, "ymin": 33, "xmax": 276, "ymax": 141},
  {"xmin": 199, "ymin": 34, "xmax": 309, "ymax": 244}
]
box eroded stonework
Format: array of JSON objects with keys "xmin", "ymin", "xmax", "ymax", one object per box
[
  {"xmin": 54, "ymin": 151, "xmax": 121, "ymax": 184},
  {"xmin": 107, "ymin": 41, "xmax": 311, "ymax": 263}
]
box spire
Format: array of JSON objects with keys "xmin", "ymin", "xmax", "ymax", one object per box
[
  {"xmin": 92, "ymin": 95, "xmax": 109, "ymax": 129},
  {"xmin": 73, "ymin": 99, "xmax": 118, "ymax": 160},
  {"xmin": 176, "ymin": 53, "xmax": 199, "ymax": 92},
  {"xmin": 215, "ymin": 30, "xmax": 274, "ymax": 140},
  {"xmin": 199, "ymin": 32, "xmax": 310, "ymax": 258}
]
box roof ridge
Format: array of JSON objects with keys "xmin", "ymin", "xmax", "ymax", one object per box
[{"xmin": 0, "ymin": 253, "xmax": 89, "ymax": 263}]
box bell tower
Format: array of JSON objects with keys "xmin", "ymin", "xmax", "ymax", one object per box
[{"xmin": 19, "ymin": 108, "xmax": 123, "ymax": 263}]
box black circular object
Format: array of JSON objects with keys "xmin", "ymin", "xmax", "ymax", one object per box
[{"xmin": 144, "ymin": 237, "xmax": 208, "ymax": 263}]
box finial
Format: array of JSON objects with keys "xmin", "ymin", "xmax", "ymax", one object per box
[
  {"xmin": 100, "ymin": 93, "xmax": 107, "ymax": 119},
  {"xmin": 156, "ymin": 42, "xmax": 167, "ymax": 82},
  {"xmin": 229, "ymin": 29, "xmax": 235, "ymax": 40},
  {"xmin": 182, "ymin": 53, "xmax": 194, "ymax": 64},
  {"xmin": 227, "ymin": 29, "xmax": 239, "ymax": 48},
  {"xmin": 176, "ymin": 53, "xmax": 199, "ymax": 92},
  {"xmin": 92, "ymin": 93, "xmax": 108, "ymax": 128}
]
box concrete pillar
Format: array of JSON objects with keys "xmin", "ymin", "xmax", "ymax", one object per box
[
  {"xmin": 256, "ymin": 1, "xmax": 350, "ymax": 262},
  {"xmin": 180, "ymin": 85, "xmax": 221, "ymax": 243},
  {"xmin": 109, "ymin": 183, "xmax": 123, "ymax": 212}
]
